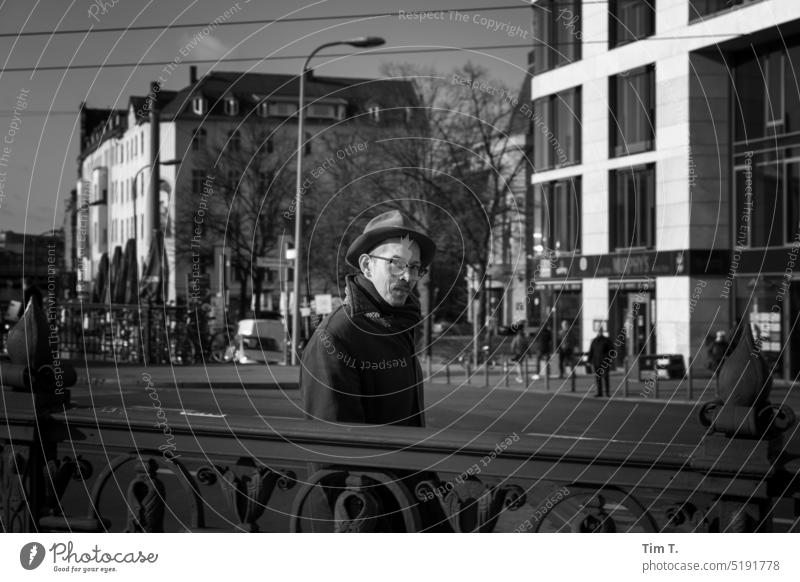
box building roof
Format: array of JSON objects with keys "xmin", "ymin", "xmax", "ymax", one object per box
[
  {"xmin": 79, "ymin": 70, "xmax": 419, "ymax": 157},
  {"xmin": 159, "ymin": 71, "xmax": 418, "ymax": 119}
]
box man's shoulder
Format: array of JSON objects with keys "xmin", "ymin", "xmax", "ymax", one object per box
[{"xmin": 313, "ymin": 303, "xmax": 363, "ymax": 338}]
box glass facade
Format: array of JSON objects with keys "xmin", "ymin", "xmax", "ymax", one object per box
[
  {"xmin": 689, "ymin": 0, "xmax": 766, "ymax": 22},
  {"xmin": 609, "ymin": 0, "xmax": 655, "ymax": 48},
  {"xmin": 533, "ymin": 86, "xmax": 582, "ymax": 170},
  {"xmin": 733, "ymin": 39, "xmax": 800, "ymax": 248},
  {"xmin": 610, "ymin": 65, "xmax": 655, "ymax": 158},
  {"xmin": 534, "ymin": 177, "xmax": 582, "ymax": 253},
  {"xmin": 609, "ymin": 164, "xmax": 656, "ymax": 250},
  {"xmin": 532, "ymin": 0, "xmax": 582, "ymax": 75}
]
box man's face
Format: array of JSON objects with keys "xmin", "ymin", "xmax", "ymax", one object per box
[{"xmin": 360, "ymin": 237, "xmax": 422, "ymax": 307}]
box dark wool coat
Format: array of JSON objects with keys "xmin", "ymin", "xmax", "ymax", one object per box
[
  {"xmin": 300, "ymin": 274, "xmax": 425, "ymax": 426},
  {"xmin": 588, "ymin": 334, "xmax": 614, "ymax": 370}
]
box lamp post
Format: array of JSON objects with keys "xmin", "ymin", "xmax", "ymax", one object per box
[{"xmin": 290, "ymin": 36, "xmax": 385, "ymax": 365}]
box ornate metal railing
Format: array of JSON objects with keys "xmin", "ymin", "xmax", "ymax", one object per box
[
  {"xmin": 1, "ymin": 385, "xmax": 799, "ymax": 533},
  {"xmin": 2, "ymin": 302, "xmax": 799, "ymax": 533}
]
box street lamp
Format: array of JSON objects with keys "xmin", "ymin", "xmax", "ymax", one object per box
[{"xmin": 290, "ymin": 36, "xmax": 385, "ymax": 365}]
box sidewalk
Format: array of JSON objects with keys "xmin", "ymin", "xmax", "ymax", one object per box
[{"xmin": 423, "ymin": 361, "xmax": 799, "ymax": 406}]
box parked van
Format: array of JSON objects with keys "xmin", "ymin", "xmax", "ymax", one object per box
[{"xmin": 234, "ymin": 318, "xmax": 285, "ymax": 364}]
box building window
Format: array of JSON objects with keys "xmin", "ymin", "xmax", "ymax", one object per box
[
  {"xmin": 192, "ymin": 127, "xmax": 206, "ymax": 152},
  {"xmin": 735, "ymin": 153, "xmax": 800, "ymax": 248},
  {"xmin": 192, "ymin": 170, "xmax": 205, "ymax": 194},
  {"xmin": 228, "ymin": 130, "xmax": 241, "ymax": 153},
  {"xmin": 610, "ymin": 65, "xmax": 655, "ymax": 158},
  {"xmin": 367, "ymin": 105, "xmax": 380, "ymax": 122},
  {"xmin": 689, "ymin": 0, "xmax": 764, "ymax": 22},
  {"xmin": 269, "ymin": 101, "xmax": 298, "ymax": 117},
  {"xmin": 191, "ymin": 95, "xmax": 207, "ymax": 115},
  {"xmin": 307, "ymin": 103, "xmax": 339, "ymax": 120},
  {"xmin": 734, "ymin": 44, "xmax": 800, "ymax": 141},
  {"xmin": 532, "ymin": 0, "xmax": 581, "ymax": 74},
  {"xmin": 610, "ymin": 164, "xmax": 656, "ymax": 250},
  {"xmin": 765, "ymin": 52, "xmax": 785, "ymax": 129},
  {"xmin": 535, "ymin": 177, "xmax": 582, "ymax": 252},
  {"xmin": 609, "ymin": 0, "xmax": 655, "ymax": 48},
  {"xmin": 533, "ymin": 86, "xmax": 581, "ymax": 170},
  {"xmin": 224, "ymin": 95, "xmax": 239, "ymax": 116}
]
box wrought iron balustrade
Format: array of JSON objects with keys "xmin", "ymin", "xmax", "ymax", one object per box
[{"xmin": 1, "ymin": 388, "xmax": 798, "ymax": 533}]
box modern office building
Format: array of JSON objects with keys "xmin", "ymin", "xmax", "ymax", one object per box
[{"xmin": 529, "ymin": 0, "xmax": 800, "ymax": 379}]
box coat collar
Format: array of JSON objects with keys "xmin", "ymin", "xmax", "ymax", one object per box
[{"xmin": 344, "ymin": 274, "xmax": 421, "ymax": 322}]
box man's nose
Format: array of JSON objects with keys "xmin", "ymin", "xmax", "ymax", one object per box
[{"xmin": 400, "ymin": 269, "xmax": 414, "ymax": 283}]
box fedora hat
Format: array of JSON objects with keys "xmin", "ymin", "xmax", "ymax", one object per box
[{"xmin": 346, "ymin": 210, "xmax": 436, "ymax": 268}]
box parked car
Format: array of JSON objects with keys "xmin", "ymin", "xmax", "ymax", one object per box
[{"xmin": 233, "ymin": 318, "xmax": 285, "ymax": 364}]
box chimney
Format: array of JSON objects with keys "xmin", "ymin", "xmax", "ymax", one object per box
[{"xmin": 190, "ymin": 66, "xmax": 198, "ymax": 85}]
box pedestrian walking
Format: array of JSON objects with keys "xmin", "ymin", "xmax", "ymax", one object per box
[
  {"xmin": 556, "ymin": 320, "xmax": 576, "ymax": 378},
  {"xmin": 536, "ymin": 323, "xmax": 553, "ymax": 377},
  {"xmin": 588, "ymin": 327, "xmax": 613, "ymax": 397},
  {"xmin": 510, "ymin": 325, "xmax": 529, "ymax": 383}
]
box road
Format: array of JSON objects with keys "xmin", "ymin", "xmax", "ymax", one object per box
[{"xmin": 62, "ymin": 362, "xmax": 800, "ymax": 453}]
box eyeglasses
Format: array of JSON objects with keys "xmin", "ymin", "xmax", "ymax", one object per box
[{"xmin": 369, "ymin": 255, "xmax": 428, "ymax": 278}]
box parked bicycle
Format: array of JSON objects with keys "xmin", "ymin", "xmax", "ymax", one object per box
[{"xmin": 167, "ymin": 307, "xmax": 236, "ymax": 365}]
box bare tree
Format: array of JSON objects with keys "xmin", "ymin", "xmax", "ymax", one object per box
[
  {"xmin": 318, "ymin": 63, "xmax": 528, "ymax": 362},
  {"xmin": 176, "ymin": 122, "xmax": 295, "ymax": 319}
]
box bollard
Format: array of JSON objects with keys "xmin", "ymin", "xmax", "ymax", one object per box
[
  {"xmin": 570, "ymin": 364, "xmax": 576, "ymax": 392},
  {"xmin": 624, "ymin": 357, "xmax": 629, "ymax": 398},
  {"xmin": 503, "ymin": 361, "xmax": 509, "ymax": 387},
  {"xmin": 654, "ymin": 373, "xmax": 660, "ymax": 399},
  {"xmin": 446, "ymin": 363, "xmax": 451, "ymax": 384},
  {"xmin": 524, "ymin": 357, "xmax": 529, "ymax": 384},
  {"xmin": 427, "ymin": 356, "xmax": 432, "ymax": 380},
  {"xmin": 687, "ymin": 364, "xmax": 693, "ymax": 400},
  {"xmin": 464, "ymin": 361, "xmax": 470, "ymax": 384},
  {"xmin": 484, "ymin": 361, "xmax": 489, "ymax": 387}
]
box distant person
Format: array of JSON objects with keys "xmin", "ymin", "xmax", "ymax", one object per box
[
  {"xmin": 588, "ymin": 328, "xmax": 613, "ymax": 397},
  {"xmin": 536, "ymin": 323, "xmax": 553, "ymax": 376},
  {"xmin": 19, "ymin": 277, "xmax": 43, "ymax": 318},
  {"xmin": 510, "ymin": 325, "xmax": 529, "ymax": 383},
  {"xmin": 556, "ymin": 320, "xmax": 576, "ymax": 379},
  {"xmin": 707, "ymin": 330, "xmax": 730, "ymax": 377}
]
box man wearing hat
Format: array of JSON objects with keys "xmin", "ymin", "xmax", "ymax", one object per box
[{"xmin": 300, "ymin": 209, "xmax": 435, "ymax": 426}]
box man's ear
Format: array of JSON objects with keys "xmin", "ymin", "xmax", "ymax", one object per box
[{"xmin": 358, "ymin": 254, "xmax": 372, "ymax": 276}]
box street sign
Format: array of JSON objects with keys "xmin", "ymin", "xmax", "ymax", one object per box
[
  {"xmin": 315, "ymin": 294, "xmax": 333, "ymax": 314},
  {"xmin": 255, "ymin": 257, "xmax": 285, "ymax": 269}
]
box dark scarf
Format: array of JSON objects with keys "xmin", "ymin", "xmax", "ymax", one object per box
[{"xmin": 347, "ymin": 274, "xmax": 421, "ymax": 329}]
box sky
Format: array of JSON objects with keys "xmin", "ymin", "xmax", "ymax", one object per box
[{"xmin": 0, "ymin": 0, "xmax": 533, "ymax": 235}]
